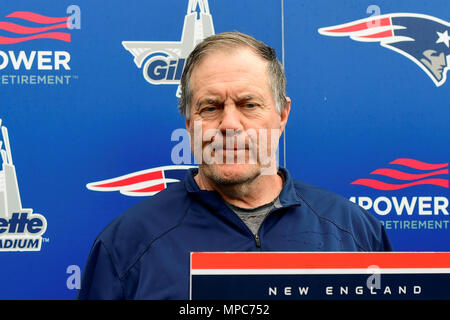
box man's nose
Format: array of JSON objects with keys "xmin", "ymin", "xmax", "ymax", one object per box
[{"xmin": 217, "ymin": 102, "xmax": 243, "ymax": 133}]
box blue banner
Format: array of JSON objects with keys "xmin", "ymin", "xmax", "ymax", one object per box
[{"xmin": 0, "ymin": 0, "xmax": 448, "ymax": 299}]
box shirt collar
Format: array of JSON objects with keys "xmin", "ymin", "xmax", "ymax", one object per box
[{"xmin": 184, "ymin": 167, "xmax": 302, "ymax": 208}]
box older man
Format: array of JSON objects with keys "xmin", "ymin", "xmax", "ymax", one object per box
[{"xmin": 78, "ymin": 32, "xmax": 392, "ymax": 300}]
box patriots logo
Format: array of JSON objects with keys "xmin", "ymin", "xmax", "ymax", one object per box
[
  {"xmin": 319, "ymin": 13, "xmax": 450, "ymax": 86},
  {"xmin": 86, "ymin": 165, "xmax": 196, "ymax": 197}
]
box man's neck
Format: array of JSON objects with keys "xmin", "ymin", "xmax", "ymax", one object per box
[{"xmin": 194, "ymin": 169, "xmax": 283, "ymax": 209}]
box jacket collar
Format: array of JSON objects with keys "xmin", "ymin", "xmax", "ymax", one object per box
[{"xmin": 184, "ymin": 167, "xmax": 302, "ymax": 208}]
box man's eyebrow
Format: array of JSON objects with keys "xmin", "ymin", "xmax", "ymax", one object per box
[
  {"xmin": 196, "ymin": 98, "xmax": 223, "ymax": 108},
  {"xmin": 236, "ymin": 94, "xmax": 263, "ymax": 103},
  {"xmin": 195, "ymin": 95, "xmax": 263, "ymax": 108},
  {"xmin": 238, "ymin": 95, "xmax": 254, "ymax": 101}
]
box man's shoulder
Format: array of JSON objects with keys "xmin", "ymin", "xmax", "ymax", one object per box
[
  {"xmin": 94, "ymin": 181, "xmax": 191, "ymax": 277},
  {"xmin": 292, "ymin": 179, "xmax": 352, "ymax": 206},
  {"xmin": 105, "ymin": 181, "xmax": 189, "ymax": 231},
  {"xmin": 291, "ymin": 178, "xmax": 387, "ymax": 250},
  {"xmin": 292, "ymin": 178, "xmax": 375, "ymax": 223}
]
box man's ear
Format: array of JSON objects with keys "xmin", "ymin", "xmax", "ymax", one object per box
[
  {"xmin": 185, "ymin": 118, "xmax": 191, "ymax": 132},
  {"xmin": 279, "ymin": 97, "xmax": 291, "ymax": 134}
]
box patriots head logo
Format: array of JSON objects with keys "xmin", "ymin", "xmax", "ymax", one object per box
[{"xmin": 319, "ymin": 13, "xmax": 450, "ymax": 86}]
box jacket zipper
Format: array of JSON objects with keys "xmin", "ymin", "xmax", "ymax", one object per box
[
  {"xmin": 253, "ymin": 208, "xmax": 277, "ymax": 248},
  {"xmin": 229, "ymin": 204, "xmax": 283, "ymax": 249},
  {"xmin": 254, "ymin": 233, "xmax": 261, "ymax": 248}
]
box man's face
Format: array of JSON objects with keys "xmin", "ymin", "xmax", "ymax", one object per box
[{"xmin": 185, "ymin": 47, "xmax": 290, "ymax": 185}]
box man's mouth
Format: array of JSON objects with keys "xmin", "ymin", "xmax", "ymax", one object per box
[{"xmin": 222, "ymin": 147, "xmax": 248, "ymax": 151}]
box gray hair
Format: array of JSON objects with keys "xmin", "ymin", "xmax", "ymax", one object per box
[{"xmin": 178, "ymin": 31, "xmax": 288, "ymax": 119}]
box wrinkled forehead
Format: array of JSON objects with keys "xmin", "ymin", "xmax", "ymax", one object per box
[{"xmin": 189, "ymin": 46, "xmax": 271, "ymax": 94}]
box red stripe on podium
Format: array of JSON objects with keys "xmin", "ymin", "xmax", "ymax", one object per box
[{"xmin": 191, "ymin": 252, "xmax": 450, "ymax": 269}]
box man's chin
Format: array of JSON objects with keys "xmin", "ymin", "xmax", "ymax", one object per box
[{"xmin": 200, "ymin": 163, "xmax": 261, "ymax": 186}]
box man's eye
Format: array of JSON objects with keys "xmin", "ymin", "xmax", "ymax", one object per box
[
  {"xmin": 203, "ymin": 106, "xmax": 217, "ymax": 112},
  {"xmin": 244, "ymin": 103, "xmax": 257, "ymax": 109},
  {"xmin": 199, "ymin": 105, "xmax": 219, "ymax": 116}
]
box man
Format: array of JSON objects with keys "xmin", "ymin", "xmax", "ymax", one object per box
[{"xmin": 78, "ymin": 32, "xmax": 392, "ymax": 300}]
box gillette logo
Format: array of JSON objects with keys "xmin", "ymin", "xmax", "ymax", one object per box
[
  {"xmin": 0, "ymin": 212, "xmax": 45, "ymax": 235},
  {"xmin": 122, "ymin": 0, "xmax": 214, "ymax": 96},
  {"xmin": 0, "ymin": 119, "xmax": 48, "ymax": 251},
  {"xmin": 144, "ymin": 55, "xmax": 185, "ymax": 84}
]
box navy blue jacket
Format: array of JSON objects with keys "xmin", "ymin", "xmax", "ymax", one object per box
[{"xmin": 78, "ymin": 168, "xmax": 392, "ymax": 299}]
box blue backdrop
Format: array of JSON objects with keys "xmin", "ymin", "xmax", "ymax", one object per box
[{"xmin": 0, "ymin": 0, "xmax": 448, "ymax": 299}]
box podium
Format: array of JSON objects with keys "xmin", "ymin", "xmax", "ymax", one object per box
[{"xmin": 190, "ymin": 252, "xmax": 450, "ymax": 300}]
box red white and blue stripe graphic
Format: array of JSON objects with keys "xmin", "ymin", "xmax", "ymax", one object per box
[
  {"xmin": 191, "ymin": 252, "xmax": 450, "ymax": 275},
  {"xmin": 86, "ymin": 165, "xmax": 196, "ymax": 197},
  {"xmin": 350, "ymin": 158, "xmax": 449, "ymax": 190},
  {"xmin": 0, "ymin": 11, "xmax": 71, "ymax": 44},
  {"xmin": 318, "ymin": 14, "xmax": 409, "ymax": 42},
  {"xmin": 190, "ymin": 252, "xmax": 450, "ymax": 300}
]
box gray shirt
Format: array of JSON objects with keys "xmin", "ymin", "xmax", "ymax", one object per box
[
  {"xmin": 225, "ymin": 171, "xmax": 285, "ymax": 237},
  {"xmin": 226, "ymin": 197, "xmax": 282, "ymax": 236}
]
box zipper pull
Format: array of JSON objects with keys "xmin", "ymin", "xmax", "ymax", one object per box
[{"xmin": 254, "ymin": 234, "xmax": 261, "ymax": 248}]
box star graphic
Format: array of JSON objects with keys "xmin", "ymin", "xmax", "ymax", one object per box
[{"xmin": 436, "ymin": 30, "xmax": 450, "ymax": 48}]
